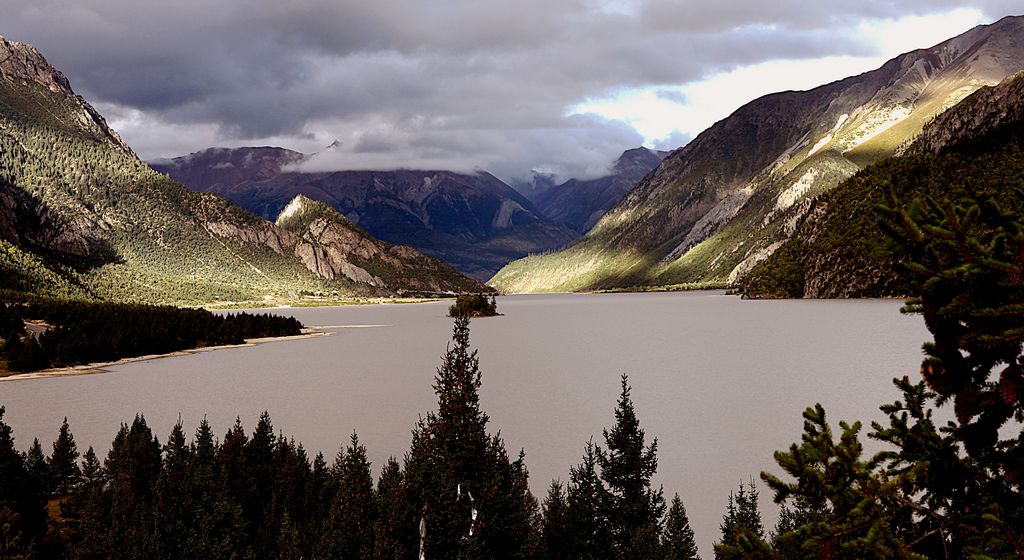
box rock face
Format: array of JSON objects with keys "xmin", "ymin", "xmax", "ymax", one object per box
[
  {"xmin": 743, "ymin": 71, "xmax": 1024, "ymax": 299},
  {"xmin": 0, "ymin": 35, "xmax": 134, "ymax": 155},
  {"xmin": 531, "ymin": 147, "xmax": 667, "ymax": 234},
  {"xmin": 153, "ymin": 149, "xmax": 578, "ymax": 280},
  {"xmin": 276, "ymin": 195, "xmax": 489, "ymax": 293},
  {"xmin": 0, "ymin": 35, "xmax": 485, "ymax": 302},
  {"xmin": 489, "ymin": 16, "xmax": 1024, "ymax": 294}
]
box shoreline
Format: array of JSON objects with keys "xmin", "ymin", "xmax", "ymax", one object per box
[{"xmin": 0, "ymin": 328, "xmax": 333, "ymax": 382}]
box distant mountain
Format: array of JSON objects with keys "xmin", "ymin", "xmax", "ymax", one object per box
[
  {"xmin": 0, "ymin": 36, "xmax": 485, "ymax": 303},
  {"xmin": 490, "ymin": 16, "xmax": 1024, "ymax": 293},
  {"xmin": 742, "ymin": 71, "xmax": 1024, "ymax": 298},
  {"xmin": 153, "ymin": 149, "xmax": 579, "ymax": 280},
  {"xmin": 275, "ymin": 195, "xmax": 486, "ymax": 293},
  {"xmin": 531, "ymin": 148, "xmax": 667, "ymax": 234}
]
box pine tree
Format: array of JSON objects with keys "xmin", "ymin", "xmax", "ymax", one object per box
[
  {"xmin": 402, "ymin": 317, "xmax": 539, "ymax": 559},
  {"xmin": 104, "ymin": 415, "xmax": 162, "ymax": 560},
  {"xmin": 67, "ymin": 446, "xmax": 109, "ymax": 560},
  {"xmin": 319, "ymin": 432, "xmax": 375, "ymax": 558},
  {"xmin": 50, "ymin": 416, "xmax": 81, "ymax": 495},
  {"xmin": 564, "ymin": 440, "xmax": 612, "ymax": 560},
  {"xmin": 664, "ymin": 494, "xmax": 700, "ymax": 560},
  {"xmin": 188, "ymin": 418, "xmax": 248, "ymax": 560},
  {"xmin": 540, "ymin": 480, "xmax": 572, "ymax": 560},
  {"xmin": 0, "ymin": 406, "xmax": 45, "ymax": 558},
  {"xmin": 598, "ymin": 374, "xmax": 666, "ymax": 558},
  {"xmin": 24, "ymin": 439, "xmax": 50, "ymax": 498},
  {"xmin": 154, "ymin": 421, "xmax": 192, "ymax": 560},
  {"xmin": 374, "ymin": 457, "xmax": 410, "ymax": 560},
  {"xmin": 714, "ymin": 480, "xmax": 764, "ymax": 559}
]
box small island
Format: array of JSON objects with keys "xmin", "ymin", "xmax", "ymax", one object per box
[{"xmin": 448, "ymin": 294, "xmax": 500, "ymax": 317}]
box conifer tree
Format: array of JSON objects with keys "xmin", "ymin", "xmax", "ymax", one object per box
[
  {"xmin": 155, "ymin": 421, "xmax": 191, "ymax": 560},
  {"xmin": 188, "ymin": 418, "xmax": 248, "ymax": 560},
  {"xmin": 0, "ymin": 406, "xmax": 45, "ymax": 558},
  {"xmin": 402, "ymin": 317, "xmax": 538, "ymax": 559},
  {"xmin": 68, "ymin": 446, "xmax": 108, "ymax": 560},
  {"xmin": 50, "ymin": 416, "xmax": 81, "ymax": 495},
  {"xmin": 374, "ymin": 457, "xmax": 410, "ymax": 560},
  {"xmin": 664, "ymin": 494, "xmax": 700, "ymax": 560},
  {"xmin": 565, "ymin": 440, "xmax": 613, "ymax": 559},
  {"xmin": 104, "ymin": 415, "xmax": 161, "ymax": 560},
  {"xmin": 24, "ymin": 439, "xmax": 50, "ymax": 498},
  {"xmin": 319, "ymin": 432, "xmax": 375, "ymax": 559},
  {"xmin": 714, "ymin": 480, "xmax": 764, "ymax": 559},
  {"xmin": 540, "ymin": 480, "xmax": 572, "ymax": 560},
  {"xmin": 598, "ymin": 374, "xmax": 666, "ymax": 558}
]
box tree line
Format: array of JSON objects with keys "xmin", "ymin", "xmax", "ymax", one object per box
[
  {"xmin": 0, "ymin": 298, "xmax": 302, "ymax": 373},
  {"xmin": 0, "ymin": 317, "xmax": 716, "ymax": 559}
]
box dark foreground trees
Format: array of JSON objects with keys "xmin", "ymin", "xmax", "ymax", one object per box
[
  {"xmin": 0, "ymin": 317, "xmax": 706, "ymax": 559},
  {"xmin": 541, "ymin": 374, "xmax": 699, "ymax": 560},
  {"xmin": 721, "ymin": 166, "xmax": 1024, "ymax": 557}
]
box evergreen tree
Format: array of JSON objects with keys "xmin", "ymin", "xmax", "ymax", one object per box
[
  {"xmin": 540, "ymin": 480, "xmax": 572, "ymax": 560},
  {"xmin": 0, "ymin": 406, "xmax": 45, "ymax": 558},
  {"xmin": 24, "ymin": 439, "xmax": 50, "ymax": 498},
  {"xmin": 67, "ymin": 446, "xmax": 109, "ymax": 560},
  {"xmin": 664, "ymin": 494, "xmax": 700, "ymax": 560},
  {"xmin": 401, "ymin": 317, "xmax": 538, "ymax": 559},
  {"xmin": 564, "ymin": 440, "xmax": 613, "ymax": 560},
  {"xmin": 319, "ymin": 432, "xmax": 375, "ymax": 558},
  {"xmin": 714, "ymin": 480, "xmax": 764, "ymax": 559},
  {"xmin": 154, "ymin": 421, "xmax": 192, "ymax": 560},
  {"xmin": 770, "ymin": 497, "xmax": 823, "ymax": 560},
  {"xmin": 188, "ymin": 418, "xmax": 248, "ymax": 560},
  {"xmin": 598, "ymin": 374, "xmax": 666, "ymax": 558},
  {"xmin": 244, "ymin": 410, "xmax": 277, "ymax": 556},
  {"xmin": 374, "ymin": 457, "xmax": 410, "ymax": 560},
  {"xmin": 104, "ymin": 415, "xmax": 161, "ymax": 560},
  {"xmin": 50, "ymin": 416, "xmax": 81, "ymax": 495}
]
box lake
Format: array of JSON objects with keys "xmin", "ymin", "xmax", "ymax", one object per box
[{"xmin": 0, "ymin": 291, "xmax": 931, "ymax": 556}]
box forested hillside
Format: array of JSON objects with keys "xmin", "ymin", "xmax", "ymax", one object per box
[
  {"xmin": 0, "ymin": 36, "xmax": 484, "ymax": 304},
  {"xmin": 743, "ymin": 72, "xmax": 1024, "ymax": 298}
]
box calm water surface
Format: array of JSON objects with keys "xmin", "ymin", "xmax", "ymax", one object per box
[{"xmin": 1, "ymin": 292, "xmax": 930, "ymax": 556}]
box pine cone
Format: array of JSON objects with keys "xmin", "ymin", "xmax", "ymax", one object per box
[
  {"xmin": 998, "ymin": 365, "xmax": 1021, "ymax": 406},
  {"xmin": 954, "ymin": 390, "xmax": 980, "ymax": 424},
  {"xmin": 921, "ymin": 360, "xmax": 952, "ymax": 395}
]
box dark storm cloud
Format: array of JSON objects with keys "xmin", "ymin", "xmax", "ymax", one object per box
[{"xmin": 2, "ymin": 0, "xmax": 1016, "ymax": 179}]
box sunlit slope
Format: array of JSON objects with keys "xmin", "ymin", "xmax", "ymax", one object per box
[
  {"xmin": 490, "ymin": 16, "xmax": 1024, "ymax": 293},
  {"xmin": 743, "ymin": 71, "xmax": 1024, "ymax": 298}
]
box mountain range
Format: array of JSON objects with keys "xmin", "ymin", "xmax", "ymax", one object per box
[
  {"xmin": 490, "ymin": 15, "xmax": 1024, "ymax": 294},
  {"xmin": 152, "ymin": 147, "xmax": 661, "ymax": 280},
  {"xmin": 0, "ymin": 35, "xmax": 486, "ymax": 304}
]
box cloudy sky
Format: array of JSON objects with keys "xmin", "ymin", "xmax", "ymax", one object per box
[{"xmin": 3, "ymin": 1, "xmax": 1020, "ymax": 181}]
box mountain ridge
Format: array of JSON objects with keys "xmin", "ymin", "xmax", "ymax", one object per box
[
  {"xmin": 742, "ymin": 70, "xmax": 1024, "ymax": 298},
  {"xmin": 152, "ymin": 149, "xmax": 579, "ymax": 280},
  {"xmin": 489, "ymin": 16, "xmax": 1024, "ymax": 293},
  {"xmin": 0, "ymin": 35, "xmax": 485, "ymax": 302}
]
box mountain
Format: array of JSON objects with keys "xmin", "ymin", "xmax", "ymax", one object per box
[
  {"xmin": 489, "ymin": 16, "xmax": 1024, "ymax": 293},
  {"xmin": 275, "ymin": 195, "xmax": 487, "ymax": 293},
  {"xmin": 531, "ymin": 147, "xmax": 667, "ymax": 234},
  {"xmin": 742, "ymin": 71, "xmax": 1024, "ymax": 298},
  {"xmin": 153, "ymin": 149, "xmax": 579, "ymax": 280},
  {"xmin": 0, "ymin": 35, "xmax": 485, "ymax": 303}
]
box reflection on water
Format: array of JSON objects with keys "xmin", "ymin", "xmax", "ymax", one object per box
[{"xmin": 0, "ymin": 291, "xmax": 929, "ymax": 556}]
